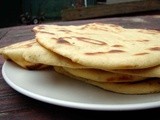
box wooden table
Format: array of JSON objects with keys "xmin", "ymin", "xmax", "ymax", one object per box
[{"xmin": 0, "ymin": 11, "xmax": 160, "ymax": 119}]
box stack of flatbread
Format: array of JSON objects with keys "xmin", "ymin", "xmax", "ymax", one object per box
[{"xmin": 0, "ymin": 23, "xmax": 160, "ymax": 94}]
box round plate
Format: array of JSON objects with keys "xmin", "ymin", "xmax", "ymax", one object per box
[{"xmin": 2, "ymin": 61, "xmax": 160, "ymax": 111}]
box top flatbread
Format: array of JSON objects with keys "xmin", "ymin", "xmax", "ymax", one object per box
[{"xmin": 35, "ymin": 23, "xmax": 160, "ymax": 70}]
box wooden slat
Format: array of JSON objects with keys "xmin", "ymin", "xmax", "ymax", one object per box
[{"xmin": 61, "ymin": 0, "xmax": 160, "ymax": 20}]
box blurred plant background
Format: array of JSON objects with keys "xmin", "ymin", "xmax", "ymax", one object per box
[
  {"xmin": 0, "ymin": 0, "xmax": 142, "ymax": 28},
  {"xmin": 0, "ymin": 0, "xmax": 95, "ymax": 28}
]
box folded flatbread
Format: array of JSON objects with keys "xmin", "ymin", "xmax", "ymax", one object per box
[
  {"xmin": 0, "ymin": 39, "xmax": 47, "ymax": 69},
  {"xmin": 35, "ymin": 23, "xmax": 160, "ymax": 70},
  {"xmin": 62, "ymin": 67, "xmax": 146, "ymax": 82},
  {"xmin": 55, "ymin": 67, "xmax": 160, "ymax": 94},
  {"xmin": 23, "ymin": 41, "xmax": 85, "ymax": 68}
]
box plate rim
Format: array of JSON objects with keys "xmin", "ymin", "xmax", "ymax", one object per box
[{"xmin": 2, "ymin": 61, "xmax": 160, "ymax": 111}]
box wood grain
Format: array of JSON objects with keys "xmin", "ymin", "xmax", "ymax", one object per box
[{"xmin": 62, "ymin": 0, "xmax": 160, "ymax": 20}]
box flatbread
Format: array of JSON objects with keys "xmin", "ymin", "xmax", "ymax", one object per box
[
  {"xmin": 110, "ymin": 65, "xmax": 160, "ymax": 78},
  {"xmin": 63, "ymin": 67, "xmax": 146, "ymax": 82},
  {"xmin": 54, "ymin": 67, "xmax": 160, "ymax": 94},
  {"xmin": 0, "ymin": 39, "xmax": 47, "ymax": 69},
  {"xmin": 35, "ymin": 23, "xmax": 160, "ymax": 70},
  {"xmin": 23, "ymin": 41, "xmax": 85, "ymax": 68}
]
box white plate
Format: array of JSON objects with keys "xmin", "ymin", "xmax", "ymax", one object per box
[{"xmin": 2, "ymin": 61, "xmax": 160, "ymax": 111}]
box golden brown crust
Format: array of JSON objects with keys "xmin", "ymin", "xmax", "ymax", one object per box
[{"xmin": 35, "ymin": 23, "xmax": 160, "ymax": 70}]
